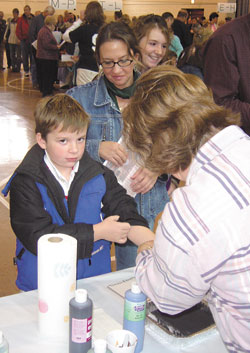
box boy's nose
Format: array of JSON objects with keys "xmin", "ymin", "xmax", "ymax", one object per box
[{"xmin": 69, "ymin": 142, "xmax": 78, "ymax": 153}]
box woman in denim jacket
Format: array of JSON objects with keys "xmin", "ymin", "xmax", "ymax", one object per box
[{"xmin": 67, "ymin": 21, "xmax": 170, "ymax": 270}]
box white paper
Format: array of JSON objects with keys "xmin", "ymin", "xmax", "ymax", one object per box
[
  {"xmin": 38, "ymin": 233, "xmax": 77, "ymax": 338},
  {"xmin": 92, "ymin": 308, "xmax": 122, "ymax": 340},
  {"xmin": 104, "ymin": 138, "xmax": 140, "ymax": 197},
  {"xmin": 32, "ymin": 40, "xmax": 37, "ymax": 49},
  {"xmin": 61, "ymin": 54, "xmax": 75, "ymax": 62},
  {"xmin": 52, "ymin": 31, "xmax": 62, "ymax": 44}
]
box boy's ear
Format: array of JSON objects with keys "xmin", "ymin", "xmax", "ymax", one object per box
[{"xmin": 36, "ymin": 133, "xmax": 47, "ymax": 150}]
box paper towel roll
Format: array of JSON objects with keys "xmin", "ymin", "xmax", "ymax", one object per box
[{"xmin": 38, "ymin": 233, "xmax": 77, "ymax": 338}]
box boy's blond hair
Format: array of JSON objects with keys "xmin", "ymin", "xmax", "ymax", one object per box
[
  {"xmin": 35, "ymin": 94, "xmax": 90, "ymax": 139},
  {"xmin": 122, "ymin": 65, "xmax": 241, "ymax": 174}
]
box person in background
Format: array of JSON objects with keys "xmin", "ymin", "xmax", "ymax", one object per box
[
  {"xmin": 0, "ymin": 11, "xmax": 6, "ymax": 70},
  {"xmin": 5, "ymin": 8, "xmax": 21, "ymax": 73},
  {"xmin": 117, "ymin": 14, "xmax": 131, "ymax": 27},
  {"xmin": 177, "ymin": 23, "xmax": 213, "ymax": 80},
  {"xmin": 3, "ymin": 93, "xmax": 154, "ymax": 291},
  {"xmin": 63, "ymin": 1, "xmax": 105, "ymax": 86},
  {"xmin": 202, "ymin": 13, "xmax": 250, "ymax": 135},
  {"xmin": 122, "ymin": 65, "xmax": 250, "ymax": 353},
  {"xmin": 29, "ymin": 5, "xmax": 55, "ymax": 88},
  {"xmin": 55, "ymin": 14, "xmax": 67, "ymax": 33},
  {"xmin": 172, "ymin": 10, "xmax": 193, "ymax": 48},
  {"xmin": 36, "ymin": 15, "xmax": 59, "ymax": 97},
  {"xmin": 165, "ymin": 49, "xmax": 177, "ymax": 66},
  {"xmin": 209, "ymin": 12, "xmax": 219, "ymax": 32},
  {"xmin": 16, "ymin": 5, "xmax": 34, "ymax": 77},
  {"xmin": 114, "ymin": 10, "xmax": 123, "ymax": 21},
  {"xmin": 133, "ymin": 14, "xmax": 170, "ymax": 72},
  {"xmin": 67, "ymin": 21, "xmax": 170, "ymax": 270},
  {"xmin": 162, "ymin": 12, "xmax": 183, "ymax": 58}
]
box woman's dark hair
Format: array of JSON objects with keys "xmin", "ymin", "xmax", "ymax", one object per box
[
  {"xmin": 13, "ymin": 8, "xmax": 19, "ymax": 15},
  {"xmin": 114, "ymin": 10, "xmax": 122, "ymax": 20},
  {"xmin": 84, "ymin": 1, "xmax": 105, "ymax": 27},
  {"xmin": 162, "ymin": 12, "xmax": 174, "ymax": 20},
  {"xmin": 209, "ymin": 12, "xmax": 219, "ymax": 21},
  {"xmin": 95, "ymin": 21, "xmax": 141, "ymax": 64}
]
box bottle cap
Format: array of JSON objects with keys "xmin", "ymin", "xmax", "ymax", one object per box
[
  {"xmin": 0, "ymin": 331, "xmax": 2, "ymax": 344},
  {"xmin": 94, "ymin": 339, "xmax": 107, "ymax": 353},
  {"xmin": 75, "ymin": 289, "xmax": 87, "ymax": 303},
  {"xmin": 131, "ymin": 282, "xmax": 141, "ymax": 294}
]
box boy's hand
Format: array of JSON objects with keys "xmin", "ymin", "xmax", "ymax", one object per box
[
  {"xmin": 99, "ymin": 141, "xmax": 128, "ymax": 167},
  {"xmin": 93, "ymin": 215, "xmax": 130, "ymax": 243}
]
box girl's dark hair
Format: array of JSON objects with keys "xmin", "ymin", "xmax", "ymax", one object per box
[
  {"xmin": 84, "ymin": 1, "xmax": 105, "ymax": 27},
  {"xmin": 95, "ymin": 21, "xmax": 140, "ymax": 64}
]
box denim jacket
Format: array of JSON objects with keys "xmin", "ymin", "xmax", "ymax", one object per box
[{"xmin": 67, "ymin": 75, "xmax": 169, "ymax": 229}]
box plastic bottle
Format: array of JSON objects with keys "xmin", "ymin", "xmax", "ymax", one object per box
[
  {"xmin": 69, "ymin": 289, "xmax": 93, "ymax": 353},
  {"xmin": 123, "ymin": 282, "xmax": 147, "ymax": 353},
  {"xmin": 0, "ymin": 331, "xmax": 9, "ymax": 353},
  {"xmin": 87, "ymin": 339, "xmax": 112, "ymax": 353}
]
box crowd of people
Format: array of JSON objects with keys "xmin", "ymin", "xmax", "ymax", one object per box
[
  {"xmin": 0, "ymin": 5, "xmax": 234, "ymax": 93},
  {"xmin": 1, "ymin": 3, "xmax": 250, "ymax": 353}
]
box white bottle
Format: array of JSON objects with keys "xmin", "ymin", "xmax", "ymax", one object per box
[
  {"xmin": 87, "ymin": 339, "xmax": 112, "ymax": 353},
  {"xmin": 0, "ymin": 331, "xmax": 9, "ymax": 353}
]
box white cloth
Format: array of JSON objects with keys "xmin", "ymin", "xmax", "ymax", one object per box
[
  {"xmin": 76, "ymin": 68, "xmax": 97, "ymax": 86},
  {"xmin": 136, "ymin": 126, "xmax": 250, "ymax": 353},
  {"xmin": 62, "ymin": 19, "xmax": 82, "ymax": 43}
]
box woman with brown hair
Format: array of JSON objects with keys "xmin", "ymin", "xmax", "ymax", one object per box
[
  {"xmin": 63, "ymin": 1, "xmax": 105, "ymax": 85},
  {"xmin": 132, "ymin": 14, "xmax": 170, "ymax": 72},
  {"xmin": 122, "ymin": 65, "xmax": 250, "ymax": 353}
]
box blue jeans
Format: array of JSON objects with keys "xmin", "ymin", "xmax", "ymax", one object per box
[
  {"xmin": 9, "ymin": 44, "xmax": 21, "ymax": 72},
  {"xmin": 20, "ymin": 40, "xmax": 32, "ymax": 73}
]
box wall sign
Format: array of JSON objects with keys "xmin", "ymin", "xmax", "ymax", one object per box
[
  {"xmin": 50, "ymin": 0, "xmax": 77, "ymax": 10},
  {"xmin": 99, "ymin": 0, "xmax": 122, "ymax": 11},
  {"xmin": 218, "ymin": 3, "xmax": 236, "ymax": 13}
]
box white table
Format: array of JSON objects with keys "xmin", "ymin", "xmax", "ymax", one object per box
[{"xmin": 0, "ymin": 268, "xmax": 228, "ymax": 353}]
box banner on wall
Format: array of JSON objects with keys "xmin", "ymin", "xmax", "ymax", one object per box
[
  {"xmin": 217, "ymin": 3, "xmax": 236, "ymax": 13},
  {"xmin": 99, "ymin": 0, "xmax": 122, "ymax": 11},
  {"xmin": 50, "ymin": 0, "xmax": 77, "ymax": 10}
]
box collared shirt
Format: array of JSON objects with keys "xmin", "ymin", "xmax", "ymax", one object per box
[
  {"xmin": 136, "ymin": 126, "xmax": 250, "ymax": 352},
  {"xmin": 44, "ymin": 150, "xmax": 79, "ymax": 197}
]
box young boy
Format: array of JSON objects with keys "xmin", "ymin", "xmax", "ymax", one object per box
[{"xmin": 2, "ymin": 94, "xmax": 154, "ymax": 291}]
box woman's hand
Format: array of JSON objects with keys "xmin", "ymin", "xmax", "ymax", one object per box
[
  {"xmin": 99, "ymin": 141, "xmax": 128, "ymax": 167},
  {"xmin": 130, "ymin": 167, "xmax": 158, "ymax": 194}
]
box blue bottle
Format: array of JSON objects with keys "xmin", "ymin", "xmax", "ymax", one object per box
[{"xmin": 123, "ymin": 282, "xmax": 147, "ymax": 353}]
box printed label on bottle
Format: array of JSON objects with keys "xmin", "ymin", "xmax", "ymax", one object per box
[
  {"xmin": 71, "ymin": 316, "xmax": 92, "ymax": 343},
  {"xmin": 124, "ymin": 300, "xmax": 146, "ymax": 321}
]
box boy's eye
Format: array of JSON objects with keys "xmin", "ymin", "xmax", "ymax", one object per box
[
  {"xmin": 59, "ymin": 139, "xmax": 67, "ymax": 144},
  {"xmin": 78, "ymin": 137, "xmax": 85, "ymax": 142}
]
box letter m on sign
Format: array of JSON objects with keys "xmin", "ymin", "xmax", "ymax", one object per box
[{"xmin": 50, "ymin": 0, "xmax": 60, "ymax": 9}]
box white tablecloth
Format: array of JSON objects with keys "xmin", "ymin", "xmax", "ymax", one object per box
[{"xmin": 0, "ymin": 268, "xmax": 228, "ymax": 353}]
